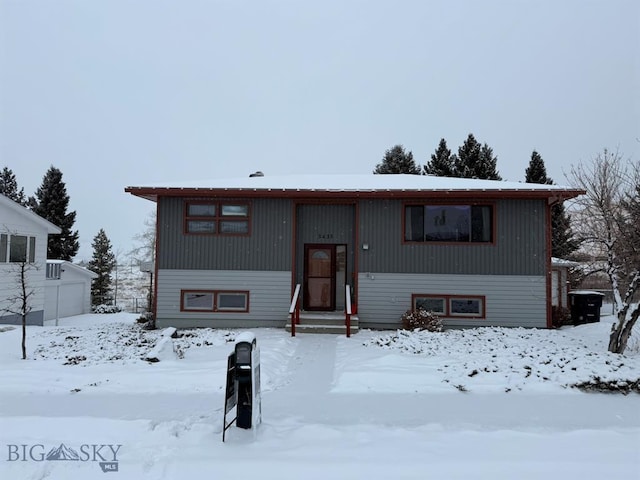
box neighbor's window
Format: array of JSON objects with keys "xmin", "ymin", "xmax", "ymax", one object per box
[
  {"xmin": 181, "ymin": 290, "xmax": 249, "ymax": 313},
  {"xmin": 9, "ymin": 235, "xmax": 28, "ymax": 263},
  {"xmin": 405, "ymin": 204, "xmax": 493, "ymax": 243},
  {"xmin": 185, "ymin": 201, "xmax": 250, "ymax": 235},
  {"xmin": 1, "ymin": 235, "xmax": 38, "ymax": 264},
  {"xmin": 0, "ymin": 234, "xmax": 6, "ymax": 262},
  {"xmin": 412, "ymin": 294, "xmax": 485, "ymax": 318}
]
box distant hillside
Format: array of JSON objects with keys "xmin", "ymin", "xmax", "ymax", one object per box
[
  {"xmin": 112, "ymin": 263, "xmax": 152, "ymax": 313},
  {"xmin": 77, "ymin": 260, "xmax": 152, "ymax": 313}
]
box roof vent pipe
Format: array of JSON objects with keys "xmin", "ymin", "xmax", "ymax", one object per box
[{"xmin": 249, "ymin": 171, "xmax": 264, "ymax": 177}]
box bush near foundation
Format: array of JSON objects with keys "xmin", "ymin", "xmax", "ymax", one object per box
[
  {"xmin": 401, "ymin": 309, "xmax": 443, "ymax": 332},
  {"xmin": 552, "ymin": 306, "xmax": 572, "ymax": 327},
  {"xmin": 92, "ymin": 304, "xmax": 123, "ymax": 314}
]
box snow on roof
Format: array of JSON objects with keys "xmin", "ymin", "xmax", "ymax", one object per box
[
  {"xmin": 126, "ymin": 175, "xmax": 585, "ymax": 204},
  {"xmin": 0, "ymin": 194, "xmax": 62, "ymax": 234},
  {"xmin": 551, "ymin": 257, "xmax": 580, "ymax": 267},
  {"xmin": 128, "ymin": 174, "xmax": 578, "ymax": 193},
  {"xmin": 46, "ymin": 260, "xmax": 98, "ymax": 279}
]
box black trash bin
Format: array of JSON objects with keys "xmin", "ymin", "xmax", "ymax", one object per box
[{"xmin": 568, "ymin": 291, "xmax": 605, "ymax": 325}]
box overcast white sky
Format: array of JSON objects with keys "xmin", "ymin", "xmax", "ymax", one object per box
[{"xmin": 1, "ymin": 0, "xmax": 638, "ymax": 261}]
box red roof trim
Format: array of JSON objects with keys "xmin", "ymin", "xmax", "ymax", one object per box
[{"xmin": 125, "ymin": 186, "xmax": 584, "ymax": 203}]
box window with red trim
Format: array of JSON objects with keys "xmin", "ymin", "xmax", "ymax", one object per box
[
  {"xmin": 405, "ymin": 204, "xmax": 493, "ymax": 243},
  {"xmin": 181, "ymin": 290, "xmax": 250, "ymax": 313},
  {"xmin": 412, "ymin": 294, "xmax": 485, "ymax": 318},
  {"xmin": 185, "ymin": 201, "xmax": 250, "ymax": 235}
]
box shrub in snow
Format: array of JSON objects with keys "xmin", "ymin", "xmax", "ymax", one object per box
[
  {"xmin": 92, "ymin": 304, "xmax": 123, "ymax": 314},
  {"xmin": 137, "ymin": 312, "xmax": 156, "ymax": 330},
  {"xmin": 572, "ymin": 377, "xmax": 640, "ymax": 394},
  {"xmin": 401, "ymin": 309, "xmax": 443, "ymax": 332},
  {"xmin": 552, "ymin": 306, "xmax": 572, "ymax": 328}
]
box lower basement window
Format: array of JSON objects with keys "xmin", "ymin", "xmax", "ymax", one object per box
[
  {"xmin": 181, "ymin": 290, "xmax": 249, "ymax": 313},
  {"xmin": 412, "ymin": 294, "xmax": 485, "ymax": 318}
]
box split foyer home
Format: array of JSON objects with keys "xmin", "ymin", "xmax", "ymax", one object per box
[{"xmin": 125, "ymin": 174, "xmax": 583, "ymax": 333}]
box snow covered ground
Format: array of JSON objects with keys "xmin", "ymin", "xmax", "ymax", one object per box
[{"xmin": 0, "ymin": 313, "xmax": 638, "ymax": 479}]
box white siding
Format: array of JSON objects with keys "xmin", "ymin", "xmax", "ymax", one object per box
[
  {"xmin": 357, "ymin": 273, "xmax": 547, "ymax": 329},
  {"xmin": 156, "ymin": 269, "xmax": 291, "ymax": 328},
  {"xmin": 0, "ymin": 205, "xmax": 50, "ymax": 325},
  {"xmin": 44, "ymin": 281, "xmax": 90, "ymax": 321}
]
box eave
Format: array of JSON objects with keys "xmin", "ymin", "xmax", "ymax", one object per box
[{"xmin": 124, "ymin": 186, "xmax": 585, "ymax": 203}]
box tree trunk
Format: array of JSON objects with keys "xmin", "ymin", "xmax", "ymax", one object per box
[
  {"xmin": 608, "ymin": 305, "xmax": 640, "ymax": 354},
  {"xmin": 608, "ymin": 272, "xmax": 640, "ymax": 354},
  {"xmin": 20, "ymin": 262, "xmax": 27, "ymax": 360},
  {"xmin": 21, "ymin": 314, "xmax": 26, "ymax": 360}
]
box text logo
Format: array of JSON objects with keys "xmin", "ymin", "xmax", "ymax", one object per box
[{"xmin": 7, "ymin": 443, "xmax": 121, "ymax": 473}]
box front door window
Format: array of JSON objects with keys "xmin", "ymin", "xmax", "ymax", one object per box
[{"xmin": 306, "ymin": 246, "xmax": 334, "ymax": 310}]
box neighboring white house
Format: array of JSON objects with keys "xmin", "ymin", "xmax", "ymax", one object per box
[
  {"xmin": 0, "ymin": 194, "xmax": 61, "ymax": 326},
  {"xmin": 44, "ymin": 260, "xmax": 97, "ymax": 323}
]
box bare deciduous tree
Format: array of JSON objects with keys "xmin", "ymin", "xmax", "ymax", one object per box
[
  {"xmin": 2, "ymin": 260, "xmax": 39, "ymax": 360},
  {"xmin": 128, "ymin": 211, "xmax": 156, "ymax": 265},
  {"xmin": 568, "ymin": 149, "xmax": 640, "ymax": 354}
]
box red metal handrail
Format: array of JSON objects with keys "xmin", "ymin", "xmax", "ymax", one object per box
[
  {"xmin": 345, "ymin": 284, "xmax": 352, "ymax": 338},
  {"xmin": 288, "ymin": 284, "xmax": 301, "ymax": 337}
]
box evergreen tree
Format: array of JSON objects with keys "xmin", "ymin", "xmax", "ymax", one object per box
[
  {"xmin": 476, "ymin": 143, "xmax": 502, "ymax": 180},
  {"xmin": 525, "ymin": 151, "xmax": 552, "ymax": 184},
  {"xmin": 453, "ymin": 134, "xmax": 502, "ymax": 180},
  {"xmin": 424, "ymin": 138, "xmax": 455, "ymax": 176},
  {"xmin": 373, "ymin": 145, "xmax": 421, "ymax": 174},
  {"xmin": 551, "ymin": 202, "xmax": 579, "ymax": 258},
  {"xmin": 0, "ymin": 167, "xmax": 27, "ymax": 205},
  {"xmin": 88, "ymin": 229, "xmax": 116, "ymax": 306},
  {"xmin": 32, "ymin": 166, "xmax": 80, "ymax": 260},
  {"xmin": 524, "ymin": 151, "xmax": 578, "ymax": 258},
  {"xmin": 453, "ymin": 134, "xmax": 481, "ymax": 178}
]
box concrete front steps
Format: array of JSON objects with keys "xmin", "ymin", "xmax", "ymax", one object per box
[{"xmin": 285, "ymin": 311, "xmax": 359, "ymax": 335}]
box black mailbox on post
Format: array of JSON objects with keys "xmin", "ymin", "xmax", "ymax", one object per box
[
  {"xmin": 568, "ymin": 291, "xmax": 605, "ymax": 325},
  {"xmin": 222, "ymin": 332, "xmax": 262, "ymax": 441}
]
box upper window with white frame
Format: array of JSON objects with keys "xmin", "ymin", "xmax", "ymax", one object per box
[
  {"xmin": 404, "ymin": 204, "xmax": 493, "ymax": 243},
  {"xmin": 184, "ymin": 201, "xmax": 250, "ymax": 235},
  {"xmin": 0, "ymin": 234, "xmax": 36, "ymax": 263}
]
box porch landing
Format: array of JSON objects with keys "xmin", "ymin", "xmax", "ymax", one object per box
[{"xmin": 285, "ymin": 311, "xmax": 359, "ymax": 335}]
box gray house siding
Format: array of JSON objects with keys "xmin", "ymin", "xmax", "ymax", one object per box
[
  {"xmin": 358, "ymin": 198, "xmax": 546, "ymax": 276},
  {"xmin": 294, "ymin": 203, "xmax": 356, "ymax": 286},
  {"xmin": 157, "ymin": 197, "xmax": 293, "ymax": 271},
  {"xmin": 153, "ymin": 195, "xmax": 550, "ymax": 329},
  {"xmin": 156, "ymin": 269, "xmax": 290, "ymax": 329},
  {"xmin": 358, "ymin": 273, "xmax": 546, "ymax": 329}
]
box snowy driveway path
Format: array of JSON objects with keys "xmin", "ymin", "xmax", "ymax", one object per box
[{"xmin": 283, "ymin": 334, "xmax": 338, "ymax": 393}]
